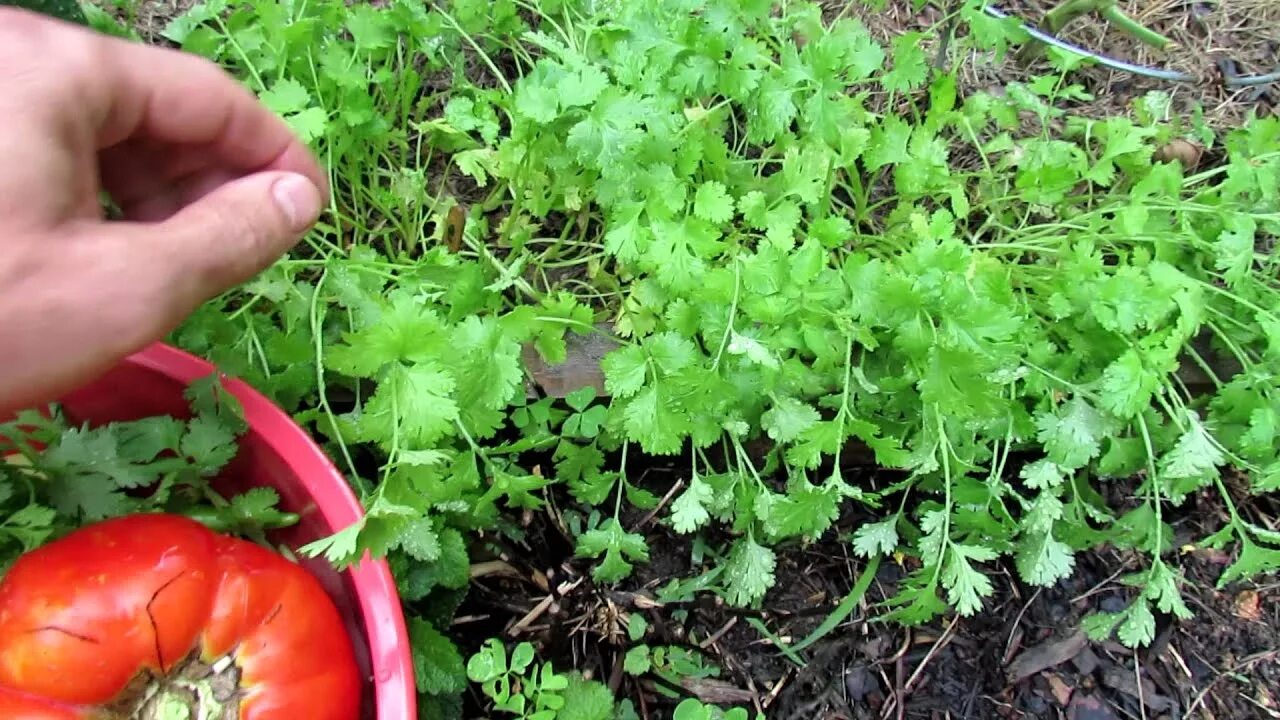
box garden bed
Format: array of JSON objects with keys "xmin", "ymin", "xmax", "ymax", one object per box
[{"xmin": 53, "ymin": 0, "xmax": 1280, "ymax": 718}]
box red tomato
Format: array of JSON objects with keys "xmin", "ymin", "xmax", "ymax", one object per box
[{"xmin": 0, "ymin": 513, "xmax": 361, "ymax": 719}]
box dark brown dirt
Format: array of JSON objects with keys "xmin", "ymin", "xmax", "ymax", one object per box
[{"xmin": 460, "ymin": 467, "xmax": 1280, "ymax": 720}]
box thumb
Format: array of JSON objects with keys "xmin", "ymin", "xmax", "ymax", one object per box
[{"xmin": 148, "ymin": 171, "xmax": 323, "ymax": 298}]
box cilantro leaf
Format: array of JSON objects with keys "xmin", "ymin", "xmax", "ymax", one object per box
[
  {"xmin": 1020, "ymin": 459, "xmax": 1064, "ymax": 490},
  {"xmin": 882, "ymin": 32, "xmax": 928, "ymax": 93},
  {"xmin": 761, "ymin": 396, "xmax": 820, "ymax": 443},
  {"xmin": 693, "ymin": 181, "xmax": 735, "ymax": 224},
  {"xmin": 670, "ymin": 474, "xmax": 713, "ymax": 534},
  {"xmin": 942, "ymin": 543, "xmax": 996, "ymax": 616},
  {"xmin": 1117, "ymin": 599, "xmax": 1156, "ymax": 647},
  {"xmin": 852, "ymin": 517, "xmax": 900, "ymax": 557},
  {"xmin": 762, "ymin": 479, "xmax": 841, "ymax": 541},
  {"xmin": 1035, "ymin": 397, "xmax": 1110, "ymax": 470},
  {"xmin": 1098, "ymin": 350, "xmax": 1160, "ymax": 419},
  {"xmin": 602, "ymin": 345, "xmax": 648, "ymax": 398},
  {"xmin": 346, "ymin": 362, "xmax": 459, "ymax": 450},
  {"xmin": 575, "ymin": 519, "xmax": 649, "ymax": 583},
  {"xmin": 622, "ymin": 385, "xmax": 689, "ymax": 455},
  {"xmin": 1016, "ymin": 532, "xmax": 1075, "ymax": 587},
  {"xmin": 722, "ymin": 534, "xmax": 775, "ymax": 606},
  {"xmin": 1161, "ymin": 412, "xmax": 1224, "ymax": 479}
]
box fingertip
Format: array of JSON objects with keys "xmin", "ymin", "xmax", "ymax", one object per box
[
  {"xmin": 269, "ymin": 141, "xmax": 331, "ymax": 202},
  {"xmin": 271, "ymin": 173, "xmax": 323, "ymax": 233}
]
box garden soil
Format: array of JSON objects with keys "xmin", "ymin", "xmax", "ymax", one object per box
[{"xmin": 463, "ymin": 469, "xmax": 1280, "ymax": 719}]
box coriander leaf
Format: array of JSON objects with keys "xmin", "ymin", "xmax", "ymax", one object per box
[
  {"xmin": 1117, "ymin": 599, "xmax": 1156, "ymax": 647},
  {"xmin": 115, "ymin": 416, "xmax": 184, "ymax": 462},
  {"xmin": 764, "ymin": 201, "xmax": 802, "ymax": 249},
  {"xmin": 786, "ymin": 420, "xmax": 845, "ymax": 469},
  {"xmin": 763, "ymin": 479, "xmax": 841, "ymax": 541},
  {"xmin": 761, "ymin": 396, "xmax": 820, "ymax": 443},
  {"xmin": 846, "ymin": 23, "xmax": 886, "ymax": 79},
  {"xmin": 569, "ymin": 469, "xmax": 617, "ymax": 506},
  {"xmin": 345, "ymin": 5, "xmax": 393, "ymax": 50},
  {"xmin": 693, "ymin": 181, "xmax": 735, "ymax": 224},
  {"xmin": 852, "ymin": 516, "xmax": 900, "ymax": 557},
  {"xmin": 864, "ymin": 116, "xmax": 911, "ymax": 171},
  {"xmin": 0, "ymin": 504, "xmax": 56, "ymax": 551},
  {"xmin": 1218, "ymin": 536, "xmax": 1280, "ymax": 587},
  {"xmin": 1146, "ymin": 562, "xmax": 1193, "ymax": 620},
  {"xmin": 287, "ymin": 107, "xmax": 328, "ymax": 144},
  {"xmin": 1081, "ymin": 610, "xmax": 1123, "ymax": 642},
  {"xmin": 670, "ymin": 474, "xmax": 713, "ymax": 533},
  {"xmin": 560, "ymin": 66, "xmax": 610, "ymax": 108},
  {"xmin": 1098, "ymin": 350, "xmax": 1159, "ymax": 419},
  {"xmin": 942, "ymin": 544, "xmax": 995, "ymax": 616},
  {"xmin": 1016, "ymin": 532, "xmax": 1075, "ymax": 587},
  {"xmin": 514, "ymin": 76, "xmax": 560, "ymax": 123},
  {"xmin": 259, "ymin": 77, "xmax": 311, "ymax": 115},
  {"xmin": 301, "ymin": 520, "xmax": 365, "ymax": 568},
  {"xmin": 43, "ymin": 427, "xmax": 155, "ymax": 489},
  {"xmin": 46, "ymin": 474, "xmax": 131, "ymax": 522},
  {"xmin": 882, "ymin": 33, "xmax": 928, "ymax": 93},
  {"xmin": 601, "ymin": 345, "xmax": 648, "ymax": 398},
  {"xmin": 1214, "ymin": 214, "xmax": 1256, "ymax": 287},
  {"xmin": 327, "ymin": 293, "xmax": 447, "ymax": 377},
  {"xmin": 752, "ymin": 72, "xmax": 796, "ymax": 142},
  {"xmin": 722, "ymin": 534, "xmax": 775, "ymax": 606},
  {"xmin": 1020, "ymin": 459, "xmax": 1064, "ymax": 490},
  {"xmin": 451, "ymin": 314, "xmax": 524, "ymax": 411},
  {"xmin": 726, "ymin": 329, "xmax": 778, "ymax": 369},
  {"xmin": 1160, "ymin": 412, "xmax": 1224, "ymax": 483},
  {"xmin": 1254, "ymin": 462, "xmax": 1280, "ymax": 492},
  {"xmin": 738, "ymin": 190, "xmax": 768, "ymax": 226},
  {"xmin": 1035, "ymin": 397, "xmax": 1109, "ymax": 470},
  {"xmin": 622, "ymin": 385, "xmax": 689, "ymax": 455},
  {"xmin": 348, "ymin": 363, "xmax": 459, "ymax": 449},
  {"xmin": 226, "ymin": 487, "xmax": 294, "ymax": 529},
  {"xmin": 647, "ymin": 331, "xmax": 698, "ymax": 374},
  {"xmin": 575, "ymin": 519, "xmax": 649, "ymax": 583},
  {"xmin": 180, "ymin": 414, "xmax": 239, "ymax": 473}
]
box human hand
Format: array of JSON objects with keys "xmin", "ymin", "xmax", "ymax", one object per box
[{"xmin": 0, "ymin": 8, "xmax": 328, "ymax": 415}]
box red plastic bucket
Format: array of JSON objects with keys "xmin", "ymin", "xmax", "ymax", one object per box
[{"xmin": 51, "ymin": 342, "xmax": 416, "ymax": 720}]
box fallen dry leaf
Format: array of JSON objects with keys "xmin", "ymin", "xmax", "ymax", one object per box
[
  {"xmin": 1155, "ymin": 138, "xmax": 1203, "ymax": 169},
  {"xmin": 1047, "ymin": 673, "xmax": 1074, "ymax": 706},
  {"xmin": 521, "ymin": 323, "xmax": 619, "ymax": 398},
  {"xmin": 1007, "ymin": 630, "xmax": 1087, "ymax": 684},
  {"xmin": 1068, "ymin": 693, "xmax": 1119, "ymax": 720},
  {"xmin": 1234, "ymin": 589, "xmax": 1262, "ymax": 621}
]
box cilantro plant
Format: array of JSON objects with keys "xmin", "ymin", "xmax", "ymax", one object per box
[
  {"xmin": 0, "ymin": 376, "xmax": 296, "ymax": 574},
  {"xmin": 80, "ymin": 0, "xmax": 1280, "ymax": 714}
]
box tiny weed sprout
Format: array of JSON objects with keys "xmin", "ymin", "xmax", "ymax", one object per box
[{"xmin": 4, "ymin": 0, "xmax": 1279, "ymax": 716}]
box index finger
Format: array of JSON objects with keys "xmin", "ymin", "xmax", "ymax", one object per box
[
  {"xmin": 0, "ymin": 9, "xmax": 328, "ymax": 196},
  {"xmin": 96, "ymin": 35, "xmax": 330, "ymax": 198}
]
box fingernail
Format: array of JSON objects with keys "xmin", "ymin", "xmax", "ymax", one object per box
[{"xmin": 272, "ymin": 174, "xmax": 322, "ymax": 231}]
